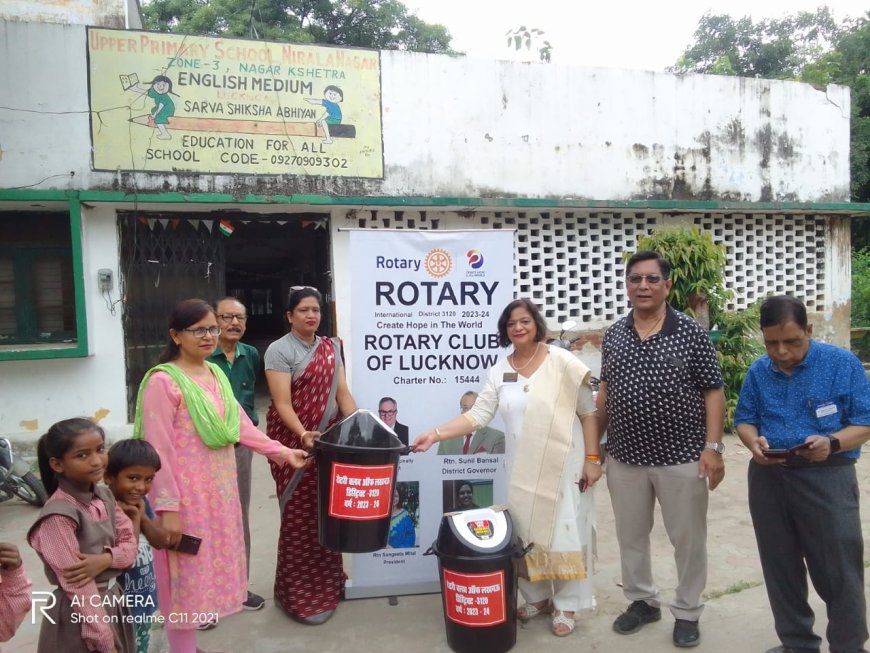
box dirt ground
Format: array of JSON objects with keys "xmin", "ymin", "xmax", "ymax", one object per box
[{"xmin": 3, "ymin": 433, "xmax": 869, "ymax": 652}]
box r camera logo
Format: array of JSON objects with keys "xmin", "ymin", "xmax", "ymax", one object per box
[{"xmin": 32, "ymin": 591, "xmax": 57, "ymax": 625}]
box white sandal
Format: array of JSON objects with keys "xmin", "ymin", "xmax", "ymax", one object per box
[
  {"xmin": 551, "ymin": 610, "xmax": 576, "ymax": 637},
  {"xmin": 517, "ymin": 600, "xmax": 552, "ymax": 622}
]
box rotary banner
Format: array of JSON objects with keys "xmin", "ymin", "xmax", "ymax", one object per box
[{"xmin": 347, "ymin": 229, "xmax": 514, "ymax": 598}]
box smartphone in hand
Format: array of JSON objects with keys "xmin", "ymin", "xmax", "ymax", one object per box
[
  {"xmin": 173, "ymin": 533, "xmax": 202, "ymax": 556},
  {"xmin": 761, "ymin": 442, "xmax": 812, "ymax": 459}
]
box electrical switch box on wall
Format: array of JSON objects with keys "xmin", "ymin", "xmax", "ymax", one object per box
[{"xmin": 98, "ymin": 268, "xmax": 113, "ymax": 291}]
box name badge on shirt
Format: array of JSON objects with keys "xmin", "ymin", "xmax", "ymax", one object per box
[
  {"xmin": 503, "ymin": 372, "xmax": 518, "ymax": 383},
  {"xmin": 816, "ymin": 402, "xmax": 838, "ymax": 418}
]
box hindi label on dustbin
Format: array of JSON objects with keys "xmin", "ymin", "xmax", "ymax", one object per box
[
  {"xmin": 328, "ymin": 462, "xmax": 394, "ymax": 520},
  {"xmin": 442, "ymin": 569, "xmax": 507, "ymax": 627}
]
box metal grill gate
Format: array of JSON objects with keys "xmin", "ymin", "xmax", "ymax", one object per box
[{"xmin": 119, "ymin": 216, "xmax": 226, "ymax": 420}]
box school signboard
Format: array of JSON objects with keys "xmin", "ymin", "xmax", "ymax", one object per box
[{"xmin": 86, "ymin": 28, "xmax": 384, "ymax": 178}]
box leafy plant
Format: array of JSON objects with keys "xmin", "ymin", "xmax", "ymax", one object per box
[
  {"xmin": 715, "ymin": 304, "xmax": 764, "ymax": 428},
  {"xmin": 851, "ymin": 248, "xmax": 870, "ymax": 360},
  {"xmin": 852, "ymin": 248, "xmax": 870, "ymax": 327},
  {"xmin": 634, "ymin": 227, "xmax": 732, "ymax": 328},
  {"xmin": 505, "ymin": 26, "xmax": 552, "ymax": 63}
]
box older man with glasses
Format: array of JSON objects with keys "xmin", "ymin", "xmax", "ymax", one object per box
[
  {"xmin": 208, "ymin": 296, "xmax": 266, "ymax": 613},
  {"xmin": 378, "ymin": 397, "xmax": 409, "ymax": 449},
  {"xmin": 596, "ymin": 250, "xmax": 726, "ymax": 649}
]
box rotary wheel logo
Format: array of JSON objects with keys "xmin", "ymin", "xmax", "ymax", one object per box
[{"xmin": 424, "ymin": 249, "xmax": 452, "ymax": 278}]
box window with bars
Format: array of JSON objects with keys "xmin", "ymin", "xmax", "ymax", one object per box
[{"xmin": 0, "ymin": 212, "xmax": 76, "ymax": 344}]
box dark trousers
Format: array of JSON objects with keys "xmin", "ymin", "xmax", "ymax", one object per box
[
  {"xmin": 235, "ymin": 444, "xmax": 253, "ymax": 578},
  {"xmin": 748, "ymin": 460, "xmax": 867, "ymax": 653}
]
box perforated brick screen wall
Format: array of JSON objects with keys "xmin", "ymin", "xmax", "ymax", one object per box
[{"xmin": 344, "ymin": 209, "xmax": 827, "ymax": 326}]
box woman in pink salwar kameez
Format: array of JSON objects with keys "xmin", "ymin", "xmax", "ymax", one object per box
[
  {"xmin": 136, "ymin": 299, "xmax": 306, "ymax": 653},
  {"xmin": 265, "ymin": 286, "xmax": 357, "ymax": 625}
]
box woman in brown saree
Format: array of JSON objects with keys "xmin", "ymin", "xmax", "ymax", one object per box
[{"xmin": 264, "ymin": 286, "xmax": 357, "ymax": 625}]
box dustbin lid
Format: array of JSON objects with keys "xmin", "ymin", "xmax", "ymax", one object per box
[
  {"xmin": 435, "ymin": 505, "xmax": 515, "ymax": 556},
  {"xmin": 317, "ymin": 409, "xmax": 405, "ymax": 451}
]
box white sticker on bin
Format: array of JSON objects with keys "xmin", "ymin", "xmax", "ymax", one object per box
[{"xmin": 450, "ymin": 508, "xmax": 509, "ymax": 550}]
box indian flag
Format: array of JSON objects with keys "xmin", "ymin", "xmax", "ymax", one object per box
[{"xmin": 218, "ymin": 220, "xmax": 235, "ymax": 237}]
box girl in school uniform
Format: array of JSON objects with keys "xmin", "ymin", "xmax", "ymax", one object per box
[{"xmin": 28, "ymin": 418, "xmax": 137, "ymax": 653}]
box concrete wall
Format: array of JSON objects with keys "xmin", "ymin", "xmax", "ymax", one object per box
[
  {"xmin": 0, "ymin": 0, "xmax": 129, "ymax": 28},
  {"xmin": 0, "ymin": 205, "xmax": 130, "ymax": 443},
  {"xmin": 0, "ymin": 20, "xmax": 852, "ymax": 202}
]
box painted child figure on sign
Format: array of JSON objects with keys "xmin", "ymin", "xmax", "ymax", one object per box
[
  {"xmin": 124, "ymin": 74, "xmax": 177, "ymax": 140},
  {"xmin": 305, "ymin": 85, "xmax": 343, "ymax": 144}
]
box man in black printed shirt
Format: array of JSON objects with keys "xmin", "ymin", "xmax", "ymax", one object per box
[{"xmin": 597, "ymin": 250, "xmax": 726, "ymax": 648}]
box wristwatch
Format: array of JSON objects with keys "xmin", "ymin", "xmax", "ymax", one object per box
[
  {"xmin": 704, "ymin": 441, "xmax": 725, "ymax": 454},
  {"xmin": 828, "ymin": 436, "xmax": 841, "ymax": 456}
]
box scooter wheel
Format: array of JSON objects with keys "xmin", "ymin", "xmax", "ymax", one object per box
[{"xmin": 12, "ymin": 471, "xmax": 48, "ymax": 507}]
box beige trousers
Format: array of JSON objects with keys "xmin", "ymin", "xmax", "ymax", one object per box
[{"xmin": 607, "ymin": 458, "xmax": 708, "ymax": 621}]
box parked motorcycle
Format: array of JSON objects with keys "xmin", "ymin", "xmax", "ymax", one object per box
[
  {"xmin": 0, "ymin": 437, "xmax": 47, "ymax": 506},
  {"xmin": 549, "ymin": 320, "xmax": 578, "ymax": 350},
  {"xmin": 548, "ymin": 319, "xmax": 602, "ymax": 398}
]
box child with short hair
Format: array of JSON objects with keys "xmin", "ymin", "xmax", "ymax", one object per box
[
  {"xmin": 0, "ymin": 542, "xmax": 32, "ymax": 644},
  {"xmin": 28, "ymin": 418, "xmax": 137, "ymax": 653},
  {"xmin": 105, "ymin": 439, "xmax": 168, "ymax": 653}
]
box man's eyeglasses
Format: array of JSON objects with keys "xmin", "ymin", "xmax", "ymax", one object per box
[
  {"xmin": 626, "ymin": 274, "xmax": 665, "ymax": 286},
  {"xmin": 290, "ymin": 285, "xmax": 317, "ymax": 292},
  {"xmin": 378, "ymin": 410, "xmax": 397, "ymax": 417},
  {"xmin": 217, "ymin": 313, "xmax": 248, "ymax": 322},
  {"xmin": 182, "ymin": 326, "xmax": 222, "ymax": 338}
]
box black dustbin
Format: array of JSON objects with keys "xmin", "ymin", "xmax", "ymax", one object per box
[
  {"xmin": 313, "ymin": 409, "xmax": 406, "ymax": 553},
  {"xmin": 427, "ymin": 506, "xmax": 526, "ymax": 653}
]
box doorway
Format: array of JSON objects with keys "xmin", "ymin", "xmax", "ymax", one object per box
[{"xmin": 118, "ymin": 211, "xmax": 331, "ymax": 419}]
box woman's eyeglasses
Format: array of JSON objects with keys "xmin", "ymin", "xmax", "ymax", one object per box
[
  {"xmin": 182, "ymin": 326, "xmax": 222, "ymax": 338},
  {"xmin": 626, "ymin": 274, "xmax": 665, "ymax": 286}
]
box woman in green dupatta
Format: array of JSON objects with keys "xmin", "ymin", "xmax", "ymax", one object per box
[
  {"xmin": 414, "ymin": 298, "xmax": 602, "ymax": 638},
  {"xmin": 135, "ymin": 298, "xmax": 306, "ymax": 653}
]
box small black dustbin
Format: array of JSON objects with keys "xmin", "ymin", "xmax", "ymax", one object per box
[
  {"xmin": 427, "ymin": 506, "xmax": 526, "ymax": 653},
  {"xmin": 314, "ymin": 409, "xmax": 405, "ymax": 553}
]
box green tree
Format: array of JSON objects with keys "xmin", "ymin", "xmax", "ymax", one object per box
[
  {"xmin": 672, "ymin": 9, "xmax": 869, "ymax": 203},
  {"xmin": 671, "ymin": 9, "xmax": 840, "ymax": 80},
  {"xmin": 142, "ymin": 0, "xmax": 455, "ymax": 53},
  {"xmin": 801, "ymin": 14, "xmax": 869, "ymax": 205}
]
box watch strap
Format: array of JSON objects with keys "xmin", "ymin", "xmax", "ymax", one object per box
[{"xmin": 704, "ymin": 441, "xmax": 725, "ymax": 454}]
